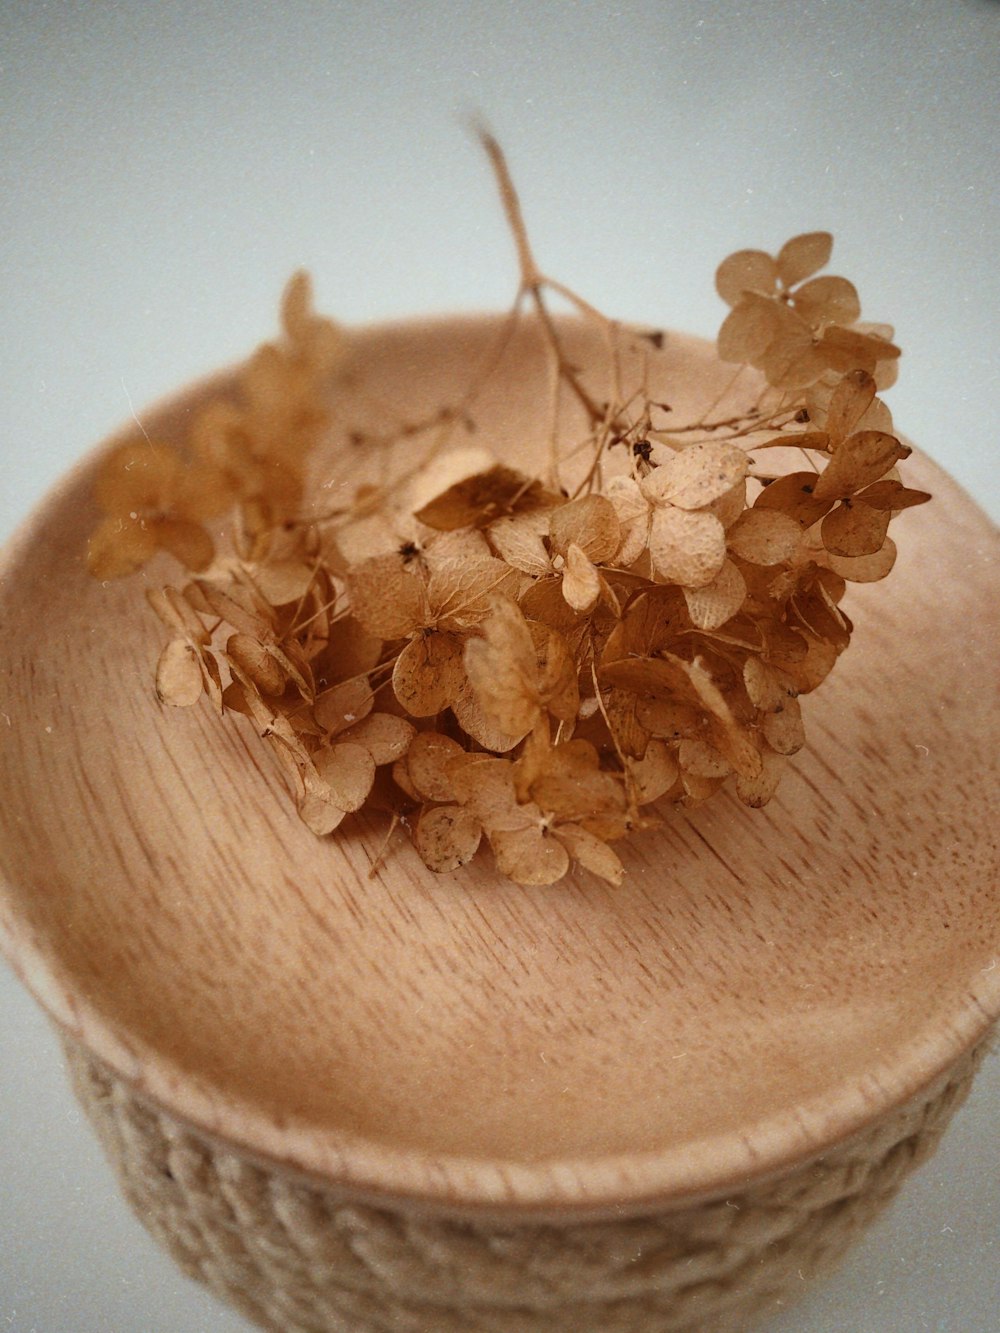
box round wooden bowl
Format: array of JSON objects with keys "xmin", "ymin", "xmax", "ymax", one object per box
[{"xmin": 0, "ymin": 315, "xmax": 997, "ymax": 1333}]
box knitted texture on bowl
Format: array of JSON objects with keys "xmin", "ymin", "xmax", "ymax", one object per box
[{"xmin": 63, "ymin": 1033, "xmax": 990, "ymax": 1333}]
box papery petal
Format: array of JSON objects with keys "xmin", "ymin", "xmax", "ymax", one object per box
[
  {"xmin": 776, "ymin": 232, "xmax": 832, "ymax": 287},
  {"xmin": 641, "ymin": 442, "xmax": 749, "ymax": 511},
  {"xmin": 491, "ymin": 826, "xmax": 569, "ymax": 886},
  {"xmin": 820, "ymin": 500, "xmax": 891, "ymax": 557},
  {"xmin": 648, "ymin": 507, "xmax": 727, "ymax": 588},
  {"xmin": 412, "ymin": 804, "xmax": 482, "ymax": 873},
  {"xmin": 314, "ymin": 741, "xmax": 376, "ymax": 812},
  {"xmin": 727, "ymin": 508, "xmax": 803, "ymax": 563},
  {"xmin": 556, "ymin": 826, "xmax": 624, "ymax": 887},
  {"xmin": 683, "ymin": 559, "xmax": 747, "ymax": 630},
  {"xmin": 715, "ymin": 249, "xmax": 778, "ymax": 305},
  {"xmin": 155, "ymin": 638, "xmax": 204, "ymax": 708},
  {"xmin": 393, "ymin": 631, "xmax": 466, "ymax": 716}
]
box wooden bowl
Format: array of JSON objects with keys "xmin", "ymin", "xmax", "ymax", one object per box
[{"xmin": 1, "ymin": 314, "xmax": 997, "ymax": 1332}]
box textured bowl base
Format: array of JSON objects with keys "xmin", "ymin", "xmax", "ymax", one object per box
[{"xmin": 63, "ymin": 1033, "xmax": 990, "ymax": 1333}]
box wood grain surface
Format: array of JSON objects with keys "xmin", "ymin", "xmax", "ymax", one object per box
[{"xmin": 0, "ymin": 315, "xmax": 997, "ymax": 1220}]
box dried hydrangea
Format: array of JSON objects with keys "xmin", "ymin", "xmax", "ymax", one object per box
[{"xmin": 88, "ymin": 139, "xmax": 930, "ymax": 887}]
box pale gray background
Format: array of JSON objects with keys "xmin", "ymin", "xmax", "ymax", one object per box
[{"xmin": 1, "ymin": 2, "xmax": 997, "ymax": 1330}]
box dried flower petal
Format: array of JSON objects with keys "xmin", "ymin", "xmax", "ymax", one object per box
[
  {"xmin": 155, "ymin": 639, "xmax": 205, "ymax": 707},
  {"xmin": 556, "ymin": 826, "xmax": 624, "ymax": 887},
  {"xmin": 340, "ymin": 712, "xmax": 416, "ymax": 765},
  {"xmin": 683, "ymin": 560, "xmax": 747, "ymax": 631},
  {"xmin": 549, "ymin": 494, "xmax": 621, "ymax": 563},
  {"xmin": 648, "ymin": 507, "xmax": 727, "ymax": 587},
  {"xmin": 346, "ymin": 554, "xmax": 429, "ymax": 639},
  {"xmin": 792, "ymin": 275, "xmax": 861, "ymax": 328},
  {"xmin": 762, "ymin": 696, "xmax": 806, "ymax": 755},
  {"xmin": 735, "ymin": 746, "xmax": 786, "ymax": 807},
  {"xmin": 776, "ymin": 232, "xmax": 832, "ymax": 287},
  {"xmin": 413, "ymin": 804, "xmax": 482, "ymax": 873},
  {"xmin": 628, "ymin": 740, "xmax": 679, "ymax": 804},
  {"xmin": 727, "ymin": 509, "xmax": 803, "ymax": 564},
  {"xmin": 640, "ymin": 442, "xmax": 749, "ymax": 511},
  {"xmin": 491, "ymin": 826, "xmax": 570, "ymax": 886},
  {"xmin": 822, "ymin": 537, "xmax": 897, "ymax": 583},
  {"xmin": 392, "ymin": 631, "xmax": 465, "ymax": 716},
  {"xmin": 314, "ymin": 741, "xmax": 376, "ymax": 812},
  {"xmin": 415, "ymin": 464, "xmax": 555, "ymax": 531},
  {"xmin": 406, "ymin": 731, "xmax": 466, "ymax": 802},
  {"xmin": 561, "ymin": 543, "xmax": 602, "ymax": 613},
  {"xmin": 813, "ymin": 431, "xmax": 910, "ymax": 502},
  {"xmin": 820, "ymin": 499, "xmax": 891, "ymax": 558},
  {"xmin": 488, "ymin": 510, "xmax": 552, "ymax": 576},
  {"xmin": 463, "ymin": 598, "xmax": 540, "ymax": 736},
  {"xmin": 314, "ymin": 678, "xmax": 375, "ymax": 735},
  {"xmin": 715, "ymin": 249, "xmax": 778, "ymax": 305},
  {"xmin": 226, "ymin": 632, "xmax": 286, "ymax": 696}
]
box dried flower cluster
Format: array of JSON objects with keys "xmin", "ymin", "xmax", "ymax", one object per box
[{"xmin": 88, "ymin": 141, "xmax": 929, "ymax": 887}]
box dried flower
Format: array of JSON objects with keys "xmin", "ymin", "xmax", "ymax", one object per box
[{"xmin": 87, "ymin": 141, "xmax": 930, "ymax": 889}]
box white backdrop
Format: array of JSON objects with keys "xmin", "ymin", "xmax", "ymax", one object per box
[{"xmin": 2, "ymin": 3, "xmax": 997, "ymax": 1330}]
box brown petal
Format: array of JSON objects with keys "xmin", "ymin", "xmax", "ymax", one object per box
[
  {"xmin": 717, "ymin": 293, "xmax": 783, "ymax": 365},
  {"xmin": 406, "ymin": 731, "xmax": 466, "ymax": 802},
  {"xmin": 488, "ymin": 511, "xmax": 552, "ymax": 576},
  {"xmin": 490, "ymin": 826, "xmax": 569, "ymax": 886},
  {"xmin": 463, "ymin": 599, "xmax": 540, "ymax": 735},
  {"xmin": 855, "ymin": 480, "xmax": 932, "ymax": 512},
  {"xmin": 648, "ymin": 507, "xmax": 727, "ymax": 587},
  {"xmin": 822, "ymin": 537, "xmax": 897, "ymax": 583},
  {"xmin": 753, "ymin": 472, "xmax": 833, "ymax": 528},
  {"xmin": 534, "ymin": 624, "xmax": 580, "ymax": 724},
  {"xmin": 776, "ymin": 232, "xmax": 832, "ymax": 287},
  {"xmin": 823, "ymin": 369, "xmax": 877, "ymax": 442},
  {"xmin": 393, "ymin": 631, "xmax": 466, "ymax": 716},
  {"xmin": 340, "ymin": 712, "xmax": 417, "ymax": 765},
  {"xmin": 154, "ymin": 518, "xmax": 215, "ymax": 572},
  {"xmin": 549, "ymin": 494, "xmax": 621, "ymax": 563},
  {"xmin": 640, "ymin": 442, "xmax": 749, "ymax": 511},
  {"xmin": 678, "ymin": 738, "xmax": 730, "ymax": 779},
  {"xmin": 412, "ymin": 804, "xmax": 482, "ymax": 873},
  {"xmin": 761, "ymin": 696, "xmax": 806, "ymax": 755},
  {"xmin": 792, "ymin": 275, "xmax": 861, "ymax": 328},
  {"xmin": 628, "ymin": 740, "xmax": 680, "ymax": 804},
  {"xmin": 94, "ymin": 442, "xmax": 180, "ymax": 515},
  {"xmin": 314, "ymin": 741, "xmax": 376, "ymax": 812},
  {"xmin": 556, "ymin": 826, "xmax": 624, "ymax": 887},
  {"xmin": 715, "ymin": 249, "xmax": 778, "ymax": 305},
  {"xmin": 727, "ymin": 508, "xmax": 803, "ymax": 564},
  {"xmin": 635, "ymin": 696, "xmax": 702, "ymax": 740},
  {"xmin": 345, "ymin": 553, "xmax": 428, "ymax": 639},
  {"xmin": 683, "ymin": 560, "xmax": 747, "ymax": 631},
  {"xmin": 415, "ymin": 464, "xmax": 554, "ymax": 531},
  {"xmin": 155, "ymin": 638, "xmax": 204, "ymax": 708},
  {"xmin": 561, "ymin": 544, "xmax": 601, "ymax": 613},
  {"xmin": 226, "ymin": 632, "xmax": 286, "ymax": 696},
  {"xmin": 743, "ymin": 657, "xmax": 789, "ymax": 712},
  {"xmin": 820, "ymin": 500, "xmax": 891, "ymax": 558},
  {"xmin": 314, "ymin": 677, "xmax": 375, "ymax": 735},
  {"xmin": 451, "ymin": 682, "xmax": 527, "ymax": 753},
  {"xmin": 428, "ymin": 556, "xmax": 522, "ymax": 629},
  {"xmin": 249, "ymin": 559, "xmax": 317, "ymax": 606},
  {"xmin": 297, "ymin": 791, "xmax": 348, "ymax": 836},
  {"xmin": 813, "ymin": 431, "xmax": 910, "ymax": 502},
  {"xmin": 735, "ymin": 746, "xmax": 786, "ymax": 808}
]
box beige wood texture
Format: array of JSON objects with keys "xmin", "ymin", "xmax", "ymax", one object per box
[{"xmin": 0, "ymin": 315, "xmax": 997, "ymax": 1221}]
